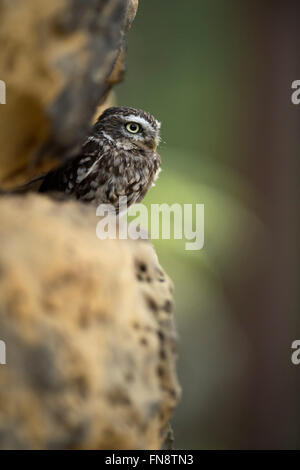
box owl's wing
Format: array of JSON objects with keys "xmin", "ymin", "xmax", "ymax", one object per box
[
  {"xmin": 74, "ymin": 137, "xmax": 104, "ymax": 183},
  {"xmin": 1, "ymin": 137, "xmax": 103, "ymax": 198},
  {"xmin": 39, "ymin": 136, "xmax": 105, "ymax": 198}
]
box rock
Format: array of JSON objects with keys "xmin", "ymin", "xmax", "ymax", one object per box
[
  {"xmin": 0, "ymin": 0, "xmax": 180, "ymax": 450},
  {"xmin": 0, "ymin": 0, "xmax": 134, "ymax": 188},
  {"xmin": 0, "ymin": 194, "xmax": 180, "ymax": 449}
]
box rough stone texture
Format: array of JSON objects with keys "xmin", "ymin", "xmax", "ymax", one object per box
[
  {"xmin": 0, "ymin": 0, "xmax": 180, "ymax": 450},
  {"xmin": 0, "ymin": 195, "xmax": 180, "ymax": 449},
  {"xmin": 0, "ymin": 0, "xmax": 138, "ymax": 188}
]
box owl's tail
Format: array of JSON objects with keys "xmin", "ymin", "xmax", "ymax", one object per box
[{"xmin": 0, "ymin": 174, "xmax": 46, "ymax": 196}]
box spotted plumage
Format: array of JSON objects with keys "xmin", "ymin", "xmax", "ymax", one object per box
[{"xmin": 32, "ymin": 106, "xmax": 162, "ymax": 211}]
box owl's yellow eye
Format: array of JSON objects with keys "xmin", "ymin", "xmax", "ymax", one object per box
[{"xmin": 126, "ymin": 122, "xmax": 140, "ymax": 134}]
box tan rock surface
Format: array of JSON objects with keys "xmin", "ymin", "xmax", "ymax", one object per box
[
  {"xmin": 0, "ymin": 194, "xmax": 180, "ymax": 449},
  {"xmin": 0, "ymin": 0, "xmax": 133, "ymax": 188},
  {"xmin": 0, "ymin": 0, "xmax": 180, "ymax": 450}
]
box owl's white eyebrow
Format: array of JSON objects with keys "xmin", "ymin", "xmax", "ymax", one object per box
[{"xmin": 121, "ymin": 114, "xmax": 159, "ymax": 132}]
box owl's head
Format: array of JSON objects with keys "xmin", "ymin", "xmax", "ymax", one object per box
[{"xmin": 95, "ymin": 106, "xmax": 161, "ymax": 152}]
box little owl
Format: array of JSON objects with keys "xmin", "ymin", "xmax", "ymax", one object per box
[{"xmin": 21, "ymin": 106, "xmax": 162, "ymax": 212}]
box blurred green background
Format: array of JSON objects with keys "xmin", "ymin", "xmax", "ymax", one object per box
[{"xmin": 118, "ymin": 0, "xmax": 299, "ymax": 449}]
